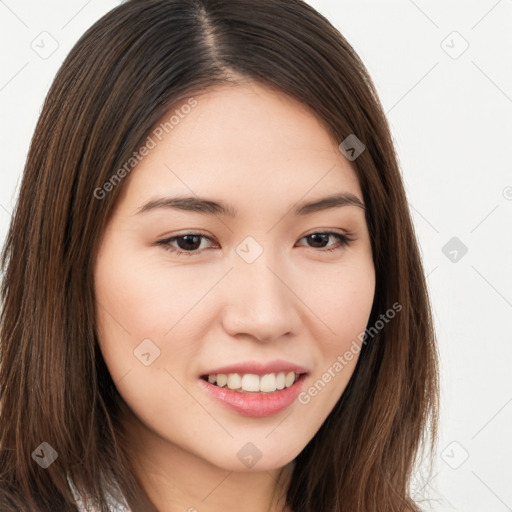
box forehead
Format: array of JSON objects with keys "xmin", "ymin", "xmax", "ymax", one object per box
[{"xmin": 117, "ymin": 82, "xmax": 362, "ymax": 213}]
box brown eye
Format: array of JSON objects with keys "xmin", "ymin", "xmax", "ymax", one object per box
[
  {"xmin": 157, "ymin": 234, "xmax": 215, "ymax": 256},
  {"xmin": 173, "ymin": 235, "xmax": 203, "ymax": 251},
  {"xmin": 157, "ymin": 231, "xmax": 354, "ymax": 257},
  {"xmin": 298, "ymin": 232, "xmax": 354, "ymax": 252}
]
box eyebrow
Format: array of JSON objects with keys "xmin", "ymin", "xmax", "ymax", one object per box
[{"xmin": 135, "ymin": 192, "xmax": 365, "ymax": 217}]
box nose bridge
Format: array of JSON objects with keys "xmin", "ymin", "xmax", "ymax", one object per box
[{"xmin": 222, "ymin": 242, "xmax": 299, "ymax": 342}]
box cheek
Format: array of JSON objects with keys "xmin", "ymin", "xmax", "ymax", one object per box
[
  {"xmin": 94, "ymin": 242, "xmax": 218, "ymax": 385},
  {"xmin": 95, "ymin": 236, "xmax": 375, "ymax": 375},
  {"xmin": 309, "ymin": 260, "xmax": 375, "ymax": 348},
  {"xmin": 298, "ymin": 261, "xmax": 375, "ymax": 410},
  {"xmin": 95, "ymin": 244, "xmax": 205, "ymax": 338}
]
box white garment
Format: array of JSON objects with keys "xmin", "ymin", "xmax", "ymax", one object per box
[{"xmin": 67, "ymin": 473, "xmax": 132, "ymax": 512}]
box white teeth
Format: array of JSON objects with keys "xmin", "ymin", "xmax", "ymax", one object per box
[
  {"xmin": 227, "ymin": 373, "xmax": 242, "ymax": 390},
  {"xmin": 259, "ymin": 373, "xmax": 276, "ymax": 392},
  {"xmin": 241, "ymin": 373, "xmax": 260, "ymax": 392},
  {"xmin": 285, "ymin": 371, "xmax": 295, "ymax": 388},
  {"xmin": 205, "ymin": 371, "xmax": 301, "ymax": 393}
]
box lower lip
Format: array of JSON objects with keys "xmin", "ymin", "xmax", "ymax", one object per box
[{"xmin": 198, "ymin": 374, "xmax": 307, "ymax": 417}]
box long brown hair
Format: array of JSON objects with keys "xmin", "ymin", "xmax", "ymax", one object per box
[{"xmin": 0, "ymin": 0, "xmax": 439, "ymax": 510}]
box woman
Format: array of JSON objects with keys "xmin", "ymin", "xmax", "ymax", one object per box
[{"xmin": 0, "ymin": 0, "xmax": 439, "ymax": 510}]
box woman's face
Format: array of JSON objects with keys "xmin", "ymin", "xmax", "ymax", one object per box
[{"xmin": 94, "ymin": 81, "xmax": 375, "ymax": 473}]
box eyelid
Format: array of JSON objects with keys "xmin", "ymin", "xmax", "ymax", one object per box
[
  {"xmin": 155, "ymin": 232, "xmax": 217, "ymax": 255},
  {"xmin": 301, "ymin": 227, "xmax": 351, "ymax": 238},
  {"xmin": 296, "ymin": 230, "xmax": 355, "ymax": 251}
]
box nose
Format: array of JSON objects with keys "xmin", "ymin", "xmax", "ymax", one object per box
[{"xmin": 221, "ymin": 253, "xmax": 301, "ymax": 343}]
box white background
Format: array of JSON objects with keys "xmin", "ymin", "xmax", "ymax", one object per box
[{"xmin": 1, "ymin": 1, "xmax": 511, "ymax": 510}]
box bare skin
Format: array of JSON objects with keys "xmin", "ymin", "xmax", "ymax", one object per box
[{"xmin": 94, "ymin": 81, "xmax": 375, "ymax": 512}]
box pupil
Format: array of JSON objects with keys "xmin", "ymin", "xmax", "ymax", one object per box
[
  {"xmin": 308, "ymin": 233, "xmax": 328, "ymax": 248},
  {"xmin": 179, "ymin": 235, "xmax": 201, "ymax": 251}
]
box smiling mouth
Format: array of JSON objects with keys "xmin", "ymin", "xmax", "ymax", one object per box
[{"xmin": 200, "ymin": 372, "xmax": 305, "ymax": 394}]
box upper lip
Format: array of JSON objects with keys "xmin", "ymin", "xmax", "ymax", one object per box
[{"xmin": 200, "ymin": 359, "xmax": 309, "ymax": 377}]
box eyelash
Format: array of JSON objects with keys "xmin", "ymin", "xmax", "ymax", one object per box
[{"xmin": 156, "ymin": 231, "xmax": 355, "ymax": 256}]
